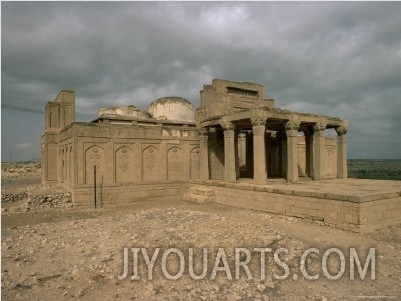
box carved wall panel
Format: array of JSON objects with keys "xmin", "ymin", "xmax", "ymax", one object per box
[
  {"xmin": 142, "ymin": 145, "xmax": 160, "ymax": 181},
  {"xmin": 326, "ymin": 148, "xmax": 337, "ymax": 177},
  {"xmin": 297, "ymin": 144, "xmax": 306, "ymax": 177},
  {"xmin": 115, "ymin": 146, "xmax": 134, "ymax": 183},
  {"xmin": 85, "ymin": 145, "xmax": 105, "ymax": 184},
  {"xmin": 190, "ymin": 147, "xmax": 200, "ymax": 179},
  {"xmin": 167, "ymin": 146, "xmax": 183, "ymax": 180}
]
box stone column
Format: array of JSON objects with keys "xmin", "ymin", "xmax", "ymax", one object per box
[
  {"xmin": 222, "ymin": 122, "xmax": 237, "ymax": 183},
  {"xmin": 238, "ymin": 132, "xmax": 247, "ymax": 172},
  {"xmin": 251, "ymin": 118, "xmax": 267, "ymax": 185},
  {"xmin": 336, "ymin": 125, "xmax": 348, "ymax": 179},
  {"xmin": 265, "ymin": 131, "xmax": 273, "ymax": 178},
  {"xmin": 285, "ymin": 119, "xmax": 300, "ymax": 182},
  {"xmin": 313, "ymin": 122, "xmax": 326, "ymax": 180},
  {"xmin": 304, "ymin": 128, "xmax": 314, "ymax": 179},
  {"xmin": 234, "ymin": 130, "xmax": 240, "ymax": 178},
  {"xmin": 198, "ymin": 127, "xmax": 209, "ymax": 181}
]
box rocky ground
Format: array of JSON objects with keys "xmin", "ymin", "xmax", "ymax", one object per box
[{"xmin": 1, "ymin": 163, "xmax": 401, "ymax": 301}]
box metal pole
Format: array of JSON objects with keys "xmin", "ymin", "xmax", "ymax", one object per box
[{"xmin": 94, "ymin": 165, "xmax": 97, "ymax": 209}]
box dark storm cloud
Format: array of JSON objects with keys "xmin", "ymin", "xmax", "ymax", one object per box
[{"xmin": 2, "ymin": 1, "xmax": 401, "ymax": 160}]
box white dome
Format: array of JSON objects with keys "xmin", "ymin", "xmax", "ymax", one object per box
[
  {"xmin": 148, "ymin": 97, "xmax": 195, "ymax": 122},
  {"xmin": 97, "ymin": 105, "xmax": 150, "ymax": 120}
]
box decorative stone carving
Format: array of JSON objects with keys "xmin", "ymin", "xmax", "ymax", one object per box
[
  {"xmin": 313, "ymin": 121, "xmax": 327, "ymax": 132},
  {"xmin": 238, "ymin": 132, "xmax": 247, "ymax": 139},
  {"xmin": 116, "ymin": 146, "xmax": 133, "ymax": 183},
  {"xmin": 284, "ymin": 119, "xmax": 300, "ymax": 131},
  {"xmin": 198, "ymin": 127, "xmax": 208, "ymax": 136},
  {"xmin": 167, "ymin": 146, "xmax": 183, "ymax": 180},
  {"xmin": 250, "ymin": 117, "xmax": 266, "ymax": 127},
  {"xmin": 85, "ymin": 145, "xmax": 105, "ymax": 184},
  {"xmin": 326, "ymin": 148, "xmax": 337, "ymax": 177},
  {"xmin": 142, "ymin": 145, "xmax": 160, "ymax": 181},
  {"xmin": 335, "ymin": 125, "xmax": 348, "ymax": 136},
  {"xmin": 218, "ymin": 117, "xmax": 235, "ymax": 131}
]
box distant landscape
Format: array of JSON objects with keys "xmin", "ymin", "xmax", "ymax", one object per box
[{"xmin": 348, "ymin": 159, "xmax": 401, "ymax": 181}]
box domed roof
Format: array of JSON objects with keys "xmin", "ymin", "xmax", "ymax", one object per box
[
  {"xmin": 148, "ymin": 97, "xmax": 195, "ymax": 122},
  {"xmin": 97, "ymin": 105, "xmax": 150, "ymax": 120}
]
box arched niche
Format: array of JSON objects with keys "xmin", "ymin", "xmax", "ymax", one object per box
[
  {"xmin": 115, "ymin": 146, "xmax": 133, "ymax": 183},
  {"xmin": 167, "ymin": 146, "xmax": 183, "ymax": 180},
  {"xmin": 142, "ymin": 145, "xmax": 160, "ymax": 181},
  {"xmin": 85, "ymin": 145, "xmax": 105, "ymax": 184}
]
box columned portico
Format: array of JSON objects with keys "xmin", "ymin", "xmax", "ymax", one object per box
[
  {"xmin": 285, "ymin": 119, "xmax": 300, "ymax": 182},
  {"xmin": 199, "ymin": 127, "xmax": 209, "ymax": 181},
  {"xmin": 336, "ymin": 125, "xmax": 348, "ymax": 178},
  {"xmin": 196, "ymin": 79, "xmax": 348, "ymax": 184},
  {"xmin": 313, "ymin": 122, "xmax": 326, "ymax": 180},
  {"xmin": 251, "ymin": 118, "xmax": 267, "ymax": 185}
]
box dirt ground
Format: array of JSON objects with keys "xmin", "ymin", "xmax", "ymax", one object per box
[{"xmin": 1, "ymin": 165, "xmax": 401, "ymax": 301}]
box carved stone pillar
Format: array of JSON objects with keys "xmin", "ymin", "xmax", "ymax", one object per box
[
  {"xmin": 313, "ymin": 122, "xmax": 326, "ymax": 180},
  {"xmin": 336, "ymin": 125, "xmax": 348, "ymax": 179},
  {"xmin": 251, "ymin": 118, "xmax": 267, "ymax": 185},
  {"xmin": 285, "ymin": 119, "xmax": 300, "ymax": 182},
  {"xmin": 218, "ymin": 119, "xmax": 236, "ymax": 182},
  {"xmin": 198, "ymin": 127, "xmax": 209, "ymax": 181},
  {"xmin": 303, "ymin": 128, "xmax": 314, "ymax": 179},
  {"xmin": 238, "ymin": 132, "xmax": 247, "ymax": 173}
]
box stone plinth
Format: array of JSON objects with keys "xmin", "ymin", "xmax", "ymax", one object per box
[{"xmin": 187, "ymin": 178, "xmax": 401, "ymax": 233}]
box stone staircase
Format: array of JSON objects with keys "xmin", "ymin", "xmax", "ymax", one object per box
[{"xmin": 188, "ymin": 186, "xmax": 214, "ymax": 203}]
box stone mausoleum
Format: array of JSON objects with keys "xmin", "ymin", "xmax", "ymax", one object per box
[{"xmin": 42, "ymin": 78, "xmax": 400, "ymax": 232}]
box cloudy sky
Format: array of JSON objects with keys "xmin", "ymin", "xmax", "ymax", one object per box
[{"xmin": 2, "ymin": 1, "xmax": 401, "ymax": 161}]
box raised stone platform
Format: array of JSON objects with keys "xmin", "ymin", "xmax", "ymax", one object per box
[{"xmin": 188, "ymin": 178, "xmax": 401, "ymax": 233}]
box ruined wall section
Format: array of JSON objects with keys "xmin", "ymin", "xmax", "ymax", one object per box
[
  {"xmin": 42, "ymin": 90, "xmax": 75, "ymax": 184},
  {"xmin": 44, "ymin": 90, "xmax": 75, "ymax": 132},
  {"xmin": 197, "ymin": 78, "xmax": 274, "ymax": 123}
]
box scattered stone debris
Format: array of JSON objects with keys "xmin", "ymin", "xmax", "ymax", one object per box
[{"xmin": 2, "ymin": 164, "xmax": 401, "ymax": 300}]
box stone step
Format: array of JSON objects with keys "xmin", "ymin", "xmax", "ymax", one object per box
[
  {"xmin": 187, "ymin": 186, "xmax": 215, "ymax": 203},
  {"xmin": 189, "ymin": 186, "xmax": 214, "ymax": 197},
  {"xmin": 189, "ymin": 194, "xmax": 214, "ymax": 203}
]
